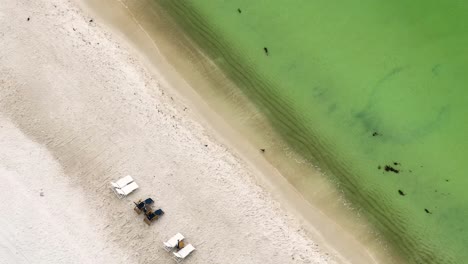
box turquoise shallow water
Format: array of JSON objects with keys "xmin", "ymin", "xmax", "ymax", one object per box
[{"xmin": 156, "ymin": 1, "xmax": 468, "ymax": 263}]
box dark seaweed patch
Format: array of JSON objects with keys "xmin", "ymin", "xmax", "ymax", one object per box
[{"xmin": 384, "ymin": 165, "xmax": 399, "ymax": 173}]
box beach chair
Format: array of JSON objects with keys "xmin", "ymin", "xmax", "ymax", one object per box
[
  {"xmin": 114, "ymin": 181, "xmax": 139, "ymax": 199},
  {"xmin": 134, "ymin": 198, "xmax": 154, "ymax": 214},
  {"xmin": 144, "ymin": 208, "xmax": 164, "ymax": 225},
  {"xmin": 163, "ymin": 233, "xmax": 185, "ymax": 252},
  {"xmin": 110, "ymin": 175, "xmax": 134, "ymax": 189},
  {"xmin": 172, "ymin": 244, "xmax": 195, "ymax": 263}
]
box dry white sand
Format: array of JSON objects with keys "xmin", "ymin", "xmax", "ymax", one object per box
[
  {"xmin": 0, "ymin": 116, "xmax": 132, "ymax": 264},
  {"xmin": 0, "ymin": 0, "xmax": 365, "ymax": 263}
]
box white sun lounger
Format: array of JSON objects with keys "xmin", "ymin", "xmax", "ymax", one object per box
[
  {"xmin": 172, "ymin": 244, "xmax": 195, "ymax": 263},
  {"xmin": 113, "ymin": 181, "xmax": 139, "ymax": 199},
  {"xmin": 163, "ymin": 233, "xmax": 185, "ymax": 252},
  {"xmin": 110, "ymin": 175, "xmax": 134, "ymax": 189}
]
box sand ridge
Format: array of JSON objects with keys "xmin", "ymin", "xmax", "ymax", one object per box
[{"xmin": 0, "ymin": 0, "xmax": 335, "ymax": 263}]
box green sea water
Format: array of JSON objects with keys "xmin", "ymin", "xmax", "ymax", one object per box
[{"xmin": 155, "ymin": 1, "xmax": 468, "ymax": 263}]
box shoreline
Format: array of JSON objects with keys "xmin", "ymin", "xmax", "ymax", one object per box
[
  {"xmin": 75, "ymin": 0, "xmax": 387, "ymax": 263},
  {"xmin": 3, "ymin": 0, "xmax": 335, "ymax": 262},
  {"xmin": 149, "ymin": 2, "xmax": 468, "ymax": 263},
  {"xmin": 0, "ymin": 0, "xmax": 386, "ymax": 263}
]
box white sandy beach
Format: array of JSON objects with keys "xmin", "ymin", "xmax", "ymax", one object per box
[{"xmin": 0, "ymin": 0, "xmax": 377, "ymax": 263}]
